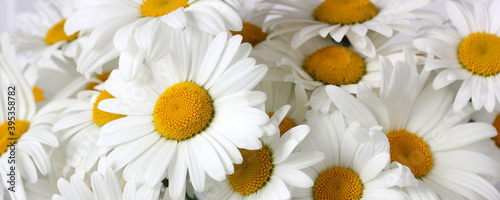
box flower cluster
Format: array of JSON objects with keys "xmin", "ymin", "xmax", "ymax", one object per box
[{"xmin": 2, "ymin": 0, "xmax": 500, "ymax": 199}]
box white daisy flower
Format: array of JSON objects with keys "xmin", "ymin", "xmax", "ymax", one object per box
[
  {"xmin": 0, "ymin": 33, "xmax": 70, "ymax": 199},
  {"xmin": 414, "ymin": 0, "xmax": 500, "ymax": 112},
  {"xmin": 97, "ymin": 29, "xmax": 269, "ymax": 199},
  {"xmin": 261, "ymin": 0, "xmax": 430, "ymax": 57},
  {"xmin": 205, "ymin": 105, "xmax": 324, "ymax": 199},
  {"xmin": 65, "ymin": 0, "xmax": 243, "ymax": 81},
  {"xmin": 251, "ymin": 34, "xmax": 418, "ymax": 103},
  {"xmin": 52, "ymin": 168, "xmax": 161, "ymax": 200},
  {"xmin": 52, "ymin": 82, "xmax": 126, "ymax": 178},
  {"xmin": 12, "ymin": 0, "xmax": 84, "ymax": 69},
  {"xmin": 324, "ymin": 50, "xmax": 500, "ymax": 199},
  {"xmin": 294, "ymin": 110, "xmax": 417, "ymax": 199}
]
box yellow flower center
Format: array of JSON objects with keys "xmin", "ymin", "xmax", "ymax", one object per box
[
  {"xmin": 153, "ymin": 82, "xmax": 214, "ymax": 141},
  {"xmin": 303, "ymin": 46, "xmax": 366, "ymax": 86},
  {"xmin": 268, "ymin": 112, "xmax": 296, "ymax": 137},
  {"xmin": 230, "ymin": 22, "xmax": 268, "ymax": 46},
  {"xmin": 387, "ymin": 129, "xmax": 433, "ymax": 178},
  {"xmin": 492, "ymin": 113, "xmax": 500, "ymax": 147},
  {"xmin": 32, "ymin": 86, "xmax": 45, "ymax": 103},
  {"xmin": 228, "ymin": 146, "xmax": 273, "ymax": 195},
  {"xmin": 0, "ymin": 120, "xmax": 29, "ymax": 153},
  {"xmin": 86, "ymin": 72, "xmax": 112, "ymax": 91},
  {"xmin": 313, "ymin": 167, "xmax": 363, "ymax": 200},
  {"xmin": 45, "ymin": 19, "xmax": 79, "ymax": 45},
  {"xmin": 315, "ymin": 0, "xmax": 378, "ymax": 25},
  {"xmin": 458, "ymin": 32, "xmax": 500, "ymax": 77},
  {"xmin": 140, "ymin": 0, "xmax": 188, "ymax": 18},
  {"xmin": 92, "ymin": 90, "xmax": 126, "ymax": 127}
]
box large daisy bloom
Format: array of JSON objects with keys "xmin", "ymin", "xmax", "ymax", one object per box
[
  {"xmin": 13, "ymin": 0, "xmax": 84, "ymax": 69},
  {"xmin": 0, "ymin": 34, "xmax": 69, "ymax": 199},
  {"xmin": 294, "ymin": 110, "xmax": 417, "ymax": 199},
  {"xmin": 414, "ymin": 0, "xmax": 500, "ymax": 112},
  {"xmin": 324, "ymin": 50, "xmax": 500, "ymax": 199},
  {"xmin": 65, "ymin": 0, "xmax": 243, "ymax": 81},
  {"xmin": 251, "ymin": 34, "xmax": 417, "ymax": 99},
  {"xmin": 52, "ymin": 168, "xmax": 161, "ymax": 200},
  {"xmin": 261, "ymin": 0, "xmax": 430, "ymax": 57},
  {"xmin": 205, "ymin": 105, "xmax": 324, "ymax": 199},
  {"xmin": 97, "ymin": 29, "xmax": 269, "ymax": 199}
]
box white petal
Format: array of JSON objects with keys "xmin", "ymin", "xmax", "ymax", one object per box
[
  {"xmin": 364, "ymin": 162, "xmax": 417, "ymax": 188},
  {"xmin": 98, "ymin": 116, "xmax": 155, "ymax": 147},
  {"xmin": 273, "ymin": 165, "xmax": 314, "ymax": 188},
  {"xmin": 453, "ymin": 79, "xmax": 472, "ymax": 112},
  {"xmin": 196, "ymin": 32, "xmax": 228, "ymax": 86},
  {"xmin": 144, "ymin": 140, "xmax": 177, "ymax": 186},
  {"xmin": 209, "ymin": 61, "xmax": 267, "ymax": 99},
  {"xmin": 187, "ymin": 139, "xmax": 206, "ymax": 192},
  {"xmin": 359, "ymin": 153, "xmax": 390, "ymax": 183},
  {"xmin": 272, "ymin": 125, "xmax": 309, "ymax": 164},
  {"xmin": 446, "ymin": 1, "xmax": 471, "ymax": 37},
  {"xmin": 280, "ymin": 151, "xmax": 324, "ymax": 169},
  {"xmin": 168, "ymin": 143, "xmax": 188, "ymax": 200},
  {"xmin": 433, "ymin": 150, "xmax": 500, "ymax": 178},
  {"xmin": 489, "ymin": 0, "xmax": 500, "ymax": 34},
  {"xmin": 428, "ymin": 167, "xmax": 500, "ymax": 199},
  {"xmin": 428, "ymin": 123, "xmax": 496, "ymax": 151},
  {"xmin": 325, "ymin": 85, "xmax": 379, "ymax": 128},
  {"xmin": 160, "ymin": 7, "xmax": 187, "ymax": 29},
  {"xmin": 119, "ymin": 44, "xmax": 146, "ymax": 82},
  {"xmin": 191, "ymin": 136, "xmax": 226, "ymax": 181},
  {"xmin": 362, "ymin": 188, "xmax": 407, "ymax": 200},
  {"xmin": 104, "ymin": 133, "xmax": 160, "ymax": 170}
]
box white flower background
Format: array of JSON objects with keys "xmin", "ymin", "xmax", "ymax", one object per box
[{"xmin": 2, "ymin": 0, "xmax": 500, "ymax": 198}]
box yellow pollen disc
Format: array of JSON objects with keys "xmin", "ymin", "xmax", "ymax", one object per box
[
  {"xmin": 230, "ymin": 22, "xmax": 268, "ymax": 46},
  {"xmin": 387, "ymin": 129, "xmax": 433, "ymax": 178},
  {"xmin": 303, "ymin": 46, "xmax": 366, "ymax": 86},
  {"xmin": 153, "ymin": 82, "xmax": 213, "ymax": 141},
  {"xmin": 228, "ymin": 147, "xmax": 273, "ymax": 195},
  {"xmin": 92, "ymin": 90, "xmax": 126, "ymax": 127},
  {"xmin": 315, "ymin": 0, "xmax": 378, "ymax": 25},
  {"xmin": 86, "ymin": 72, "xmax": 112, "ymax": 91},
  {"xmin": 492, "ymin": 113, "xmax": 500, "ymax": 147},
  {"xmin": 45, "ymin": 19, "xmax": 79, "ymax": 45},
  {"xmin": 458, "ymin": 32, "xmax": 500, "ymax": 77},
  {"xmin": 313, "ymin": 167, "xmax": 363, "ymax": 200},
  {"xmin": 268, "ymin": 112, "xmax": 296, "ymax": 137},
  {"xmin": 32, "ymin": 86, "xmax": 45, "ymax": 103},
  {"xmin": 0, "ymin": 120, "xmax": 29, "ymax": 153},
  {"xmin": 140, "ymin": 0, "xmax": 188, "ymax": 18}
]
